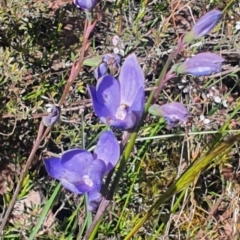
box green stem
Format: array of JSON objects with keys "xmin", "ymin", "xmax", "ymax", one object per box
[
  {"xmin": 84, "ymin": 41, "xmax": 185, "ymax": 240},
  {"xmin": 110, "ymin": 43, "xmax": 182, "ymax": 196},
  {"xmin": 124, "ymin": 133, "xmax": 240, "ymax": 240}
]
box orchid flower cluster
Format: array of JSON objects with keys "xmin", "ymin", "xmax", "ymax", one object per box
[
  {"xmin": 43, "ymin": 6, "xmax": 224, "ymax": 211},
  {"xmin": 44, "ymin": 131, "xmax": 119, "ymax": 211}
]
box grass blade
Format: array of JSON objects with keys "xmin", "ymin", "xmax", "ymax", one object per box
[
  {"xmin": 29, "ymin": 183, "xmax": 61, "ymax": 240},
  {"xmin": 124, "ymin": 133, "xmax": 240, "ymax": 239}
]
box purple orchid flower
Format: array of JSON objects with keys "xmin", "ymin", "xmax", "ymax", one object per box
[
  {"xmin": 149, "ymin": 102, "xmax": 189, "ymax": 127},
  {"xmin": 73, "ymin": 0, "xmax": 97, "ymax": 11},
  {"xmin": 94, "ymin": 54, "xmax": 121, "ymax": 80},
  {"xmin": 184, "ymin": 10, "xmax": 222, "ymax": 43},
  {"xmin": 174, "ymin": 52, "xmax": 224, "ymax": 76},
  {"xmin": 88, "ymin": 53, "xmax": 145, "ymax": 129},
  {"xmin": 43, "ymin": 130, "xmax": 119, "ymax": 211},
  {"xmin": 102, "ymin": 53, "xmax": 121, "ymax": 67},
  {"xmin": 42, "ymin": 106, "xmax": 61, "ymax": 127}
]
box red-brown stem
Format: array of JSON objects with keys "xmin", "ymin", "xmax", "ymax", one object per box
[
  {"xmin": 58, "ymin": 19, "xmax": 91, "ymax": 106},
  {"xmin": 0, "ymin": 16, "xmax": 95, "ymax": 234},
  {"xmin": 0, "ymin": 121, "xmax": 45, "ymax": 234},
  {"xmin": 42, "ymin": 19, "xmax": 93, "ymax": 140}
]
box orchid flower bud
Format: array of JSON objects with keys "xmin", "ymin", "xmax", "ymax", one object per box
[
  {"xmin": 102, "ymin": 53, "xmax": 121, "ymax": 68},
  {"xmin": 43, "ymin": 106, "xmax": 61, "ymax": 127},
  {"xmin": 94, "ymin": 54, "xmax": 121, "ymax": 80},
  {"xmin": 73, "ymin": 0, "xmax": 97, "ymax": 11},
  {"xmin": 184, "ymin": 10, "xmax": 222, "ymax": 43},
  {"xmin": 174, "ymin": 52, "xmax": 224, "ymax": 76},
  {"xmin": 149, "ymin": 102, "xmax": 189, "ymax": 127}
]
